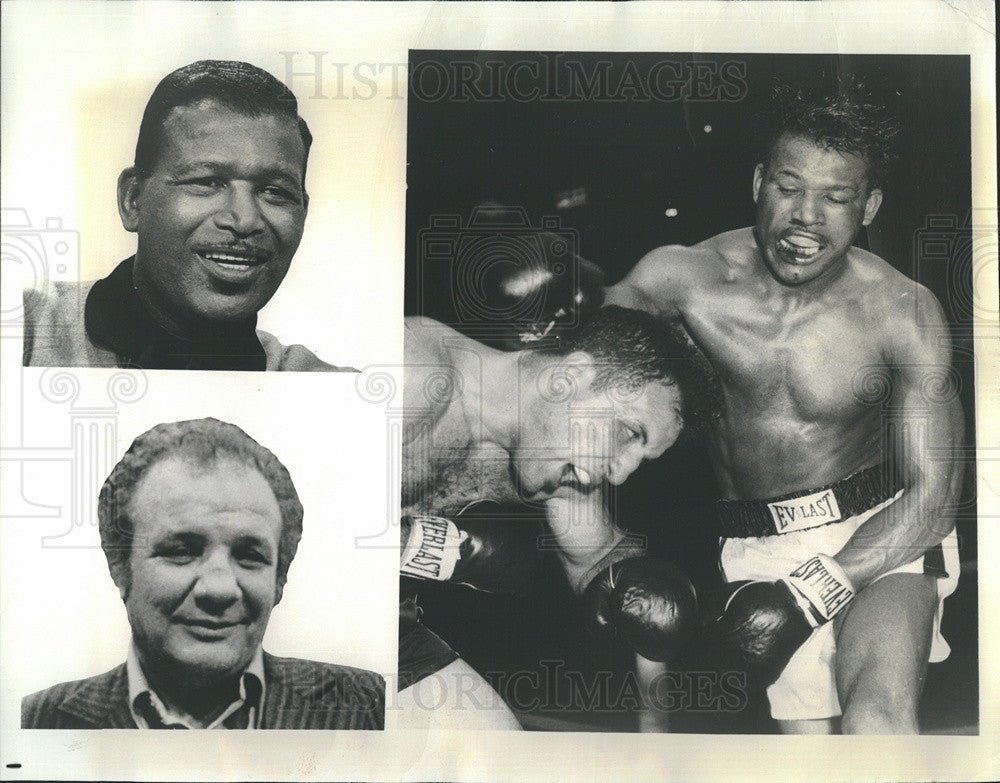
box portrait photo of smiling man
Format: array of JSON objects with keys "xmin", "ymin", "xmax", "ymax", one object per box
[
  {"xmin": 21, "ymin": 418, "xmax": 385, "ymax": 730},
  {"xmin": 21, "ymin": 60, "xmax": 350, "ymax": 371}
]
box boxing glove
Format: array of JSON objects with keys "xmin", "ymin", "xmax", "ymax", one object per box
[
  {"xmin": 712, "ymin": 554, "xmax": 856, "ymax": 686},
  {"xmin": 399, "ymin": 502, "xmax": 546, "ymax": 597},
  {"xmin": 497, "ymin": 247, "xmax": 606, "ymax": 350},
  {"xmin": 582, "ymin": 547, "xmax": 699, "ymax": 662},
  {"xmin": 458, "ymin": 204, "xmax": 606, "ymax": 351}
]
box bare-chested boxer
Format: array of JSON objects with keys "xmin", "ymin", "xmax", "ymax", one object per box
[
  {"xmin": 597, "ymin": 83, "xmax": 964, "ymax": 734},
  {"xmin": 397, "ymin": 305, "xmax": 710, "ymax": 729}
]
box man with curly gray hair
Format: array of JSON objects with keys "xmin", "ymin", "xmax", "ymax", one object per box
[
  {"xmin": 605, "ymin": 77, "xmax": 964, "ymax": 734},
  {"xmin": 22, "ymin": 419, "xmax": 384, "ymax": 730}
]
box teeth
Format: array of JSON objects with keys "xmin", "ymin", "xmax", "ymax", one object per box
[
  {"xmin": 203, "ymin": 252, "xmax": 255, "ymax": 265},
  {"xmin": 779, "ymin": 238, "xmax": 820, "ymax": 258},
  {"xmin": 573, "ymin": 466, "xmax": 593, "ymax": 486}
]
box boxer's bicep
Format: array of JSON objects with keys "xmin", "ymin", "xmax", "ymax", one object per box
[
  {"xmin": 604, "ymin": 247, "xmax": 688, "ymax": 318},
  {"xmin": 545, "ymin": 490, "xmax": 623, "ymax": 594},
  {"xmin": 834, "ymin": 287, "xmax": 963, "ymax": 586},
  {"xmin": 889, "ymin": 290, "xmax": 965, "ymax": 528}
]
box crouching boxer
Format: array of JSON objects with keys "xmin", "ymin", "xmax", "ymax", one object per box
[{"xmin": 398, "ymin": 306, "xmax": 711, "ymax": 729}]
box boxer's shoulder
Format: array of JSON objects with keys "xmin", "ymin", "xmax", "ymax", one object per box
[
  {"xmin": 645, "ymin": 229, "xmax": 752, "ymax": 284},
  {"xmin": 844, "ymin": 248, "xmax": 945, "ymax": 330}
]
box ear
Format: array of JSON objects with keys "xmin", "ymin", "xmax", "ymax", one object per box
[
  {"xmin": 559, "ymin": 350, "xmax": 599, "ymax": 398},
  {"xmin": 752, "ymin": 163, "xmax": 764, "ymax": 203},
  {"xmin": 117, "ymin": 167, "xmax": 143, "ymax": 233},
  {"xmin": 273, "ymin": 580, "xmax": 285, "ymax": 606},
  {"xmin": 861, "ymin": 187, "xmax": 883, "ymax": 226},
  {"xmin": 114, "ymin": 569, "xmax": 130, "ymax": 602}
]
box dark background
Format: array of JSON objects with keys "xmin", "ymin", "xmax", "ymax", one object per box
[{"xmin": 403, "ymin": 52, "xmax": 977, "ymax": 733}]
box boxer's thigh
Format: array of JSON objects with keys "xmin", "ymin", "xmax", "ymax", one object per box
[
  {"xmin": 396, "ymin": 659, "xmax": 523, "ymax": 731},
  {"xmin": 834, "ymin": 572, "xmax": 937, "ymax": 733}
]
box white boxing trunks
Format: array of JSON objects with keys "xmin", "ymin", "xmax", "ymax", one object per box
[{"xmin": 718, "ymin": 484, "xmax": 960, "ymax": 722}]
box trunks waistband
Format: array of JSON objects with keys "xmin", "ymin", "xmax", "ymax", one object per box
[{"xmin": 717, "ymin": 462, "xmax": 904, "ymax": 538}]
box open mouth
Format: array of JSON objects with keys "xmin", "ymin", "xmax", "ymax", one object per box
[
  {"xmin": 561, "ymin": 464, "xmax": 595, "ymax": 488},
  {"xmin": 195, "ymin": 246, "xmax": 269, "ymax": 280},
  {"xmin": 777, "ymin": 234, "xmax": 823, "ymax": 262}
]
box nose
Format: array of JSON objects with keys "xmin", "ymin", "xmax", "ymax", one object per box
[
  {"xmin": 192, "ymin": 552, "xmax": 241, "ymax": 612},
  {"xmin": 607, "ymin": 445, "xmax": 643, "ymax": 486},
  {"xmin": 790, "ymin": 191, "xmax": 824, "ymax": 227},
  {"xmin": 213, "ymin": 182, "xmax": 265, "ymax": 237}
]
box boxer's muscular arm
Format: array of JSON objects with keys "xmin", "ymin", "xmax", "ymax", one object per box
[
  {"xmin": 603, "ymin": 245, "xmax": 692, "ymax": 318},
  {"xmin": 833, "ymin": 285, "xmax": 964, "ymax": 590},
  {"xmin": 545, "ymin": 488, "xmax": 623, "ymax": 595}
]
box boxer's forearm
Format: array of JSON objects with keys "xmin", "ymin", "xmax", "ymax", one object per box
[
  {"xmin": 834, "ymin": 456, "xmax": 962, "ymax": 589},
  {"xmin": 545, "ymin": 492, "xmax": 626, "ymax": 594},
  {"xmin": 834, "ymin": 390, "xmax": 964, "ymax": 590}
]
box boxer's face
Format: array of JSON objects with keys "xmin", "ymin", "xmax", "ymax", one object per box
[
  {"xmin": 753, "ymin": 134, "xmax": 882, "ymax": 287},
  {"xmin": 124, "ymin": 457, "xmax": 283, "ymax": 689},
  {"xmin": 118, "ymin": 100, "xmax": 308, "ymax": 329},
  {"xmin": 514, "ymin": 359, "xmax": 683, "ymax": 500}
]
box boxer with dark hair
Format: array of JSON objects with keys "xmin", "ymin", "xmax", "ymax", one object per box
[
  {"xmin": 595, "ymin": 78, "xmax": 963, "ymax": 734},
  {"xmin": 398, "ymin": 305, "xmax": 709, "ymax": 729},
  {"xmin": 23, "ymin": 60, "xmax": 347, "ymax": 371}
]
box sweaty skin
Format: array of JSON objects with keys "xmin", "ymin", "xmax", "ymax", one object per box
[
  {"xmin": 615, "ymin": 227, "xmax": 891, "ymax": 500},
  {"xmin": 402, "ymin": 318, "xmax": 682, "ymax": 590},
  {"xmin": 399, "ymin": 318, "xmax": 683, "ymax": 730},
  {"xmin": 606, "ymin": 135, "xmax": 964, "ymax": 733}
]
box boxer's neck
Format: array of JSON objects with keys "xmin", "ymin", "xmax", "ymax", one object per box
[{"xmin": 459, "ymin": 348, "xmax": 524, "ymax": 451}]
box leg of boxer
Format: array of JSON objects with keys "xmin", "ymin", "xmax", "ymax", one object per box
[
  {"xmin": 776, "ymin": 717, "xmax": 836, "ymax": 734},
  {"xmin": 834, "ymin": 572, "xmax": 937, "ymax": 734},
  {"xmin": 396, "ymin": 659, "xmax": 523, "ymax": 731}
]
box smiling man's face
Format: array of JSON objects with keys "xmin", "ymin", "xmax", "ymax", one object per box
[
  {"xmin": 119, "ymin": 99, "xmax": 308, "ymax": 330},
  {"xmin": 123, "ymin": 456, "xmax": 283, "ymax": 687}
]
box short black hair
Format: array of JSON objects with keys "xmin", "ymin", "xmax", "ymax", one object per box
[
  {"xmin": 554, "ymin": 305, "xmax": 720, "ymax": 436},
  {"xmin": 757, "ymin": 77, "xmax": 900, "ymax": 190},
  {"xmin": 98, "ymin": 418, "xmax": 303, "ymax": 599},
  {"xmin": 133, "ymin": 60, "xmax": 312, "ymax": 181}
]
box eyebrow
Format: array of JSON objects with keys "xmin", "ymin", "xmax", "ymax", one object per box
[
  {"xmin": 172, "ymin": 160, "xmax": 302, "ymax": 186},
  {"xmin": 232, "ymin": 534, "xmax": 275, "ymax": 553},
  {"xmin": 772, "ymin": 170, "xmax": 860, "ymax": 193}
]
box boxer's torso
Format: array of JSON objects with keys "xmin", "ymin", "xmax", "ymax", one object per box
[
  {"xmin": 641, "ymin": 228, "xmax": 912, "ymax": 500},
  {"xmin": 402, "ymin": 320, "xmax": 521, "ymax": 516}
]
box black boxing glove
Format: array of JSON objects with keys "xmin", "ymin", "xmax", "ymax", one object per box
[
  {"xmin": 582, "ymin": 538, "xmax": 698, "ymax": 662},
  {"xmin": 462, "ymin": 203, "xmax": 606, "ymax": 351},
  {"xmin": 399, "ymin": 501, "xmax": 546, "ymax": 597},
  {"xmin": 712, "ymin": 554, "xmax": 856, "ymax": 686},
  {"xmin": 501, "ymin": 248, "xmax": 606, "ymax": 350}
]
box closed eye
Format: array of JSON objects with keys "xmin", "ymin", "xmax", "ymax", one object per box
[{"xmin": 620, "ymin": 421, "xmax": 645, "ymax": 445}]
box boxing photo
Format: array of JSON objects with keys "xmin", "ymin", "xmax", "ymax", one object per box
[{"xmin": 399, "ymin": 51, "xmax": 979, "ymax": 735}]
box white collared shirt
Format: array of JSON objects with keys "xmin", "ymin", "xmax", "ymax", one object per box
[{"xmin": 126, "ymin": 642, "xmax": 266, "ymax": 729}]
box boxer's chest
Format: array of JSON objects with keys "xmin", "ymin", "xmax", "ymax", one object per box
[
  {"xmin": 685, "ymin": 291, "xmax": 885, "ymax": 421},
  {"xmin": 402, "ymin": 431, "xmax": 518, "ymax": 516}
]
